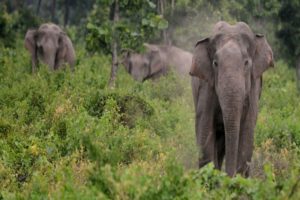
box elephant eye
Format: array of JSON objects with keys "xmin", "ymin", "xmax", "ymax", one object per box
[
  {"xmin": 128, "ymin": 61, "xmax": 132, "ymax": 73},
  {"xmin": 213, "ymin": 60, "xmax": 218, "ymax": 67},
  {"xmin": 144, "ymin": 61, "xmax": 150, "ymax": 67},
  {"xmin": 244, "ymin": 60, "xmax": 249, "ymax": 66},
  {"xmin": 38, "ymin": 46, "xmax": 44, "ymax": 55}
]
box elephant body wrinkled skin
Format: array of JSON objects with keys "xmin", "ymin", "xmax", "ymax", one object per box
[
  {"xmin": 190, "ymin": 21, "xmax": 274, "ymax": 177},
  {"xmin": 24, "ymin": 23, "xmax": 76, "ymax": 72},
  {"xmin": 122, "ymin": 43, "xmax": 192, "ymax": 81}
]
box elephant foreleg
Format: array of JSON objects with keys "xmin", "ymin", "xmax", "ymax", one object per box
[
  {"xmin": 198, "ymin": 126, "xmax": 215, "ymax": 168},
  {"xmin": 196, "ymin": 91, "xmax": 216, "ymax": 168},
  {"xmin": 31, "ymin": 54, "xmax": 38, "ymax": 73},
  {"xmin": 237, "ymin": 125, "xmax": 254, "ymax": 177},
  {"xmin": 237, "ymin": 80, "xmax": 261, "ymax": 177}
]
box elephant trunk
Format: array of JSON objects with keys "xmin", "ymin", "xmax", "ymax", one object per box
[
  {"xmin": 217, "ymin": 75, "xmax": 245, "ymax": 176},
  {"xmin": 40, "ymin": 40, "xmax": 57, "ymax": 70},
  {"xmin": 44, "ymin": 53, "xmax": 56, "ymax": 70}
]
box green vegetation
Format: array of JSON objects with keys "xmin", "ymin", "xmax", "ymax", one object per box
[
  {"xmin": 1, "ymin": 40, "xmax": 300, "ymax": 199},
  {"xmin": 86, "ymin": 0, "xmax": 168, "ymax": 53},
  {"xmin": 1, "ymin": 0, "xmax": 300, "ymax": 199}
]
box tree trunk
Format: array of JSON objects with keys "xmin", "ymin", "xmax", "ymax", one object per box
[
  {"xmin": 36, "ymin": 0, "xmax": 42, "ymax": 15},
  {"xmin": 169, "ymin": 0, "xmax": 175, "ymax": 45},
  {"xmin": 51, "ymin": 0, "xmax": 56, "ymax": 22},
  {"xmin": 158, "ymin": 0, "xmax": 170, "ymax": 45},
  {"xmin": 171, "ymin": 0, "xmax": 175, "ymax": 16},
  {"xmin": 12, "ymin": 0, "xmax": 24, "ymax": 12},
  {"xmin": 160, "ymin": 0, "xmax": 166, "ymax": 44},
  {"xmin": 27, "ymin": 0, "xmax": 34, "ymax": 5},
  {"xmin": 108, "ymin": 0, "xmax": 120, "ymax": 88},
  {"xmin": 64, "ymin": 0, "xmax": 70, "ymax": 27}
]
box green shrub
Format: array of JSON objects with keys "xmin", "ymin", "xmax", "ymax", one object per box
[
  {"xmin": 83, "ymin": 98, "xmax": 161, "ymax": 167},
  {"xmin": 1, "ymin": 37, "xmax": 300, "ymax": 199},
  {"xmin": 0, "ymin": 118, "xmax": 11, "ymax": 137},
  {"xmin": 85, "ymin": 92, "xmax": 154, "ymax": 128}
]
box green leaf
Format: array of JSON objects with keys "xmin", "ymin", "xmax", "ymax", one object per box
[
  {"xmin": 142, "ymin": 18, "xmax": 149, "ymax": 26},
  {"xmin": 147, "ymin": 0, "xmax": 156, "ymax": 9},
  {"xmin": 86, "ymin": 23, "xmax": 96, "ymax": 30},
  {"xmin": 158, "ymin": 19, "xmax": 168, "ymax": 30}
]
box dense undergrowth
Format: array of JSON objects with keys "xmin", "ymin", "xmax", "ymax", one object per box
[{"xmin": 1, "ymin": 42, "xmax": 300, "ymax": 199}]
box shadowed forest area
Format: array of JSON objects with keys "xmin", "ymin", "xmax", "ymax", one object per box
[{"xmin": 1, "ymin": 0, "xmax": 300, "ymax": 199}]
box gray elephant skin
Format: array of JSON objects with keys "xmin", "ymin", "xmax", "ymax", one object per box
[
  {"xmin": 190, "ymin": 21, "xmax": 274, "ymax": 177},
  {"xmin": 25, "ymin": 23, "xmax": 76, "ymax": 72},
  {"xmin": 122, "ymin": 43, "xmax": 192, "ymax": 81}
]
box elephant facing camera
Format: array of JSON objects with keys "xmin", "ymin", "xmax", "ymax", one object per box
[{"xmin": 24, "ymin": 23, "xmax": 76, "ymax": 73}]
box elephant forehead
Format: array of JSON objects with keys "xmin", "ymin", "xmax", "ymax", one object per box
[
  {"xmin": 212, "ymin": 21, "xmax": 253, "ymax": 35},
  {"xmin": 216, "ymin": 41, "xmax": 243, "ymax": 59},
  {"xmin": 210, "ymin": 33, "xmax": 254, "ymax": 56},
  {"xmin": 37, "ymin": 38, "xmax": 58, "ymax": 49},
  {"xmin": 38, "ymin": 30, "xmax": 59, "ymax": 41},
  {"xmin": 131, "ymin": 54, "xmax": 149, "ymax": 64},
  {"xmin": 36, "ymin": 35, "xmax": 49, "ymax": 45},
  {"xmin": 213, "ymin": 21, "xmax": 230, "ymax": 32},
  {"xmin": 39, "ymin": 23, "xmax": 61, "ymax": 32}
]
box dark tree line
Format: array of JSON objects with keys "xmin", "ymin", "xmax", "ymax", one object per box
[
  {"xmin": 2, "ymin": 0, "xmax": 300, "ymax": 86},
  {"xmin": 0, "ymin": 0, "xmax": 95, "ymax": 27},
  {"xmin": 276, "ymin": 1, "xmax": 300, "ymax": 87}
]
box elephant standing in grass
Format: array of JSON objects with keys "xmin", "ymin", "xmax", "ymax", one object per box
[
  {"xmin": 25, "ymin": 23, "xmax": 75, "ymax": 72},
  {"xmin": 122, "ymin": 43, "xmax": 192, "ymax": 81},
  {"xmin": 190, "ymin": 21, "xmax": 274, "ymax": 177}
]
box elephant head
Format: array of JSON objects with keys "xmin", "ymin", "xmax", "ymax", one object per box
[
  {"xmin": 122, "ymin": 44, "xmax": 165, "ymax": 82},
  {"xmin": 24, "ymin": 23, "xmax": 75, "ymax": 72},
  {"xmin": 190, "ymin": 21, "xmax": 274, "ymax": 176}
]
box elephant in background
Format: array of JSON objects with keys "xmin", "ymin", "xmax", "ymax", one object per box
[
  {"xmin": 122, "ymin": 43, "xmax": 192, "ymax": 81},
  {"xmin": 190, "ymin": 21, "xmax": 274, "ymax": 177},
  {"xmin": 24, "ymin": 23, "xmax": 75, "ymax": 72}
]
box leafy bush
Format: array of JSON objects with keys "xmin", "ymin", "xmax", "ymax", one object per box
[
  {"xmin": 1, "ymin": 38, "xmax": 300, "ymax": 199},
  {"xmin": 85, "ymin": 92, "xmax": 154, "ymax": 128}
]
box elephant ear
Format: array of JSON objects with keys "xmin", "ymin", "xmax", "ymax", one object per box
[
  {"xmin": 121, "ymin": 50, "xmax": 132, "ymax": 73},
  {"xmin": 253, "ymin": 34, "xmax": 274, "ymax": 79},
  {"xmin": 24, "ymin": 29, "xmax": 37, "ymax": 56},
  {"xmin": 57, "ymin": 32, "xmax": 67, "ymax": 60},
  {"xmin": 190, "ymin": 38, "xmax": 213, "ymax": 84},
  {"xmin": 144, "ymin": 43, "xmax": 163, "ymax": 73},
  {"xmin": 148, "ymin": 49, "xmax": 163, "ymax": 75}
]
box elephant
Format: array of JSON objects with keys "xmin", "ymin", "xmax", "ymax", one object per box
[
  {"xmin": 122, "ymin": 43, "xmax": 192, "ymax": 81},
  {"xmin": 189, "ymin": 21, "xmax": 274, "ymax": 177},
  {"xmin": 24, "ymin": 23, "xmax": 76, "ymax": 72}
]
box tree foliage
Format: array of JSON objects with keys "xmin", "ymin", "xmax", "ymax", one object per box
[
  {"xmin": 0, "ymin": 4, "xmax": 40, "ymax": 47},
  {"xmin": 85, "ymin": 0, "xmax": 168, "ymax": 54},
  {"xmin": 277, "ymin": 1, "xmax": 300, "ymax": 66}
]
